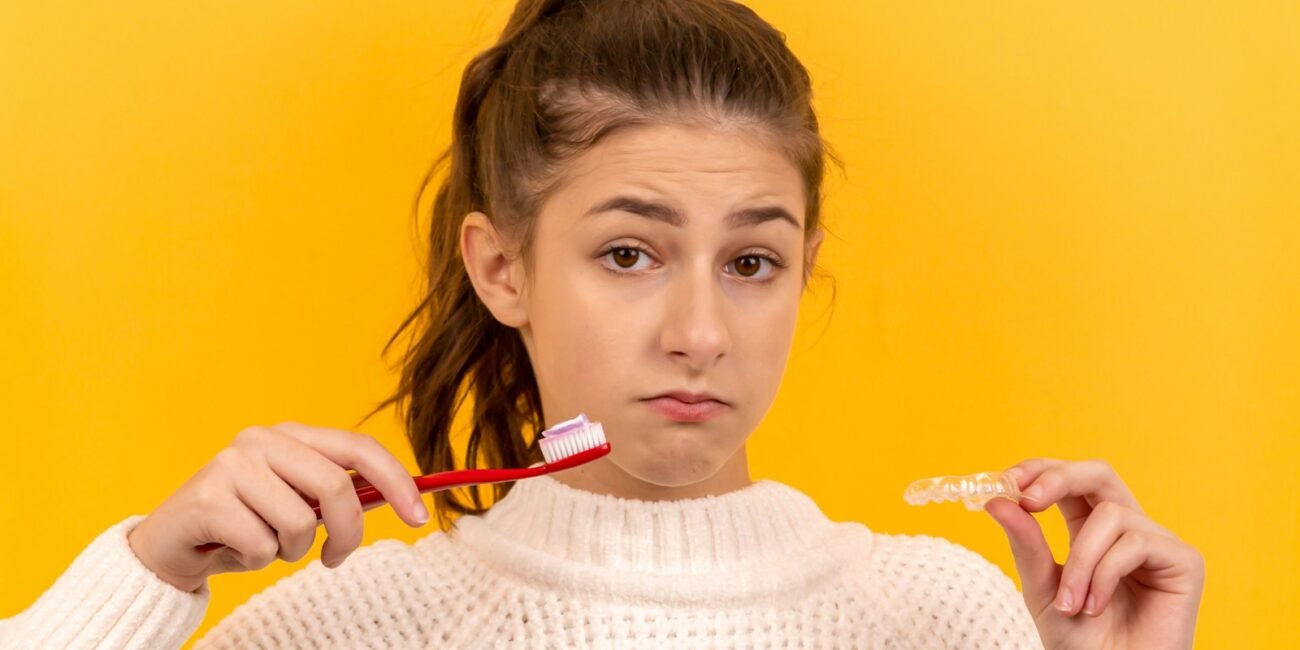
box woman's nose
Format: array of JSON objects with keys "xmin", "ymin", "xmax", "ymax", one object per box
[{"xmin": 659, "ymin": 270, "xmax": 731, "ymax": 369}]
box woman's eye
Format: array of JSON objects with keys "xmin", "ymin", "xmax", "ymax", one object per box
[
  {"xmin": 599, "ymin": 246, "xmax": 785, "ymax": 281},
  {"xmin": 603, "ymin": 246, "xmax": 654, "ymax": 271},
  {"xmin": 732, "ymin": 255, "xmax": 765, "ymax": 278},
  {"xmin": 726, "ymin": 254, "xmax": 782, "ymax": 280}
]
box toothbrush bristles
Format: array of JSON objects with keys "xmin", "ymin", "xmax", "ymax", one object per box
[{"xmin": 539, "ymin": 422, "xmax": 607, "ymax": 464}]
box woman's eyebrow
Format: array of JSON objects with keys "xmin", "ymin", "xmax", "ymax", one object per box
[{"xmin": 582, "ymin": 196, "xmax": 801, "ymax": 230}]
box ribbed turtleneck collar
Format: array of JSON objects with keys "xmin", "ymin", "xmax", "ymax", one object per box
[{"xmin": 445, "ymin": 473, "xmax": 872, "ymax": 605}]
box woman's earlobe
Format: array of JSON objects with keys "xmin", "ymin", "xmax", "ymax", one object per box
[{"xmin": 460, "ymin": 212, "xmax": 529, "ymax": 328}]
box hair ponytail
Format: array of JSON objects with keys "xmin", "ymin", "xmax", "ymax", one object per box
[{"xmin": 357, "ymin": 0, "xmax": 842, "ymax": 530}]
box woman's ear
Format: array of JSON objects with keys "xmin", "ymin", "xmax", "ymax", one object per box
[{"xmin": 460, "ymin": 211, "xmax": 529, "ymax": 328}]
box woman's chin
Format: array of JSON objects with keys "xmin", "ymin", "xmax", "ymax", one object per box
[{"xmin": 609, "ymin": 441, "xmax": 734, "ymax": 488}]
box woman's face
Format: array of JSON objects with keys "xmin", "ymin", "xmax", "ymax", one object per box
[{"xmin": 462, "ymin": 122, "xmax": 822, "ymax": 499}]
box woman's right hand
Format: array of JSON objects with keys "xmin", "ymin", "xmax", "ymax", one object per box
[{"xmin": 125, "ymin": 422, "xmax": 431, "ymax": 593}]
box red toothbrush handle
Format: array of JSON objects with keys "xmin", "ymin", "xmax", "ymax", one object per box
[{"xmin": 193, "ymin": 443, "xmax": 609, "ymax": 553}]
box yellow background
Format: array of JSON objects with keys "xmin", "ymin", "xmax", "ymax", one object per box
[{"xmin": 3, "ymin": 1, "xmax": 1296, "ymax": 647}]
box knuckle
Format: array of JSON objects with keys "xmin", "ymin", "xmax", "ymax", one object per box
[
  {"xmin": 1126, "ymin": 529, "xmax": 1149, "ymax": 550},
  {"xmin": 328, "ymin": 472, "xmax": 356, "ymax": 498},
  {"xmin": 212, "ymin": 451, "xmax": 254, "ymax": 482},
  {"xmin": 280, "ymin": 545, "xmax": 308, "ymax": 563},
  {"xmin": 250, "ymin": 538, "xmax": 280, "ymax": 568},
  {"xmin": 259, "ymin": 537, "xmax": 281, "ymax": 559},
  {"xmin": 212, "ymin": 447, "xmax": 244, "ymax": 469},
  {"xmin": 1093, "ymin": 500, "xmax": 1123, "ymax": 520},
  {"xmin": 288, "ymin": 510, "xmax": 319, "ymax": 538},
  {"xmin": 357, "ymin": 435, "xmax": 389, "ymax": 463},
  {"xmin": 280, "ymin": 531, "xmax": 313, "ymax": 562},
  {"xmin": 1087, "ymin": 562, "xmax": 1111, "ymax": 585},
  {"xmin": 1087, "ymin": 458, "xmax": 1113, "ymax": 473},
  {"xmin": 234, "ymin": 426, "xmax": 269, "ymax": 446},
  {"xmin": 1058, "ymin": 565, "xmax": 1082, "ymax": 590},
  {"xmin": 191, "ymin": 482, "xmax": 224, "ymax": 510}
]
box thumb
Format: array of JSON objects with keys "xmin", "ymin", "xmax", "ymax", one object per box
[{"xmin": 984, "ymin": 497, "xmax": 1060, "ymax": 613}]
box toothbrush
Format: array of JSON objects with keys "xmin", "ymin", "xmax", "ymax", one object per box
[{"xmin": 195, "ymin": 413, "xmax": 610, "ymax": 552}]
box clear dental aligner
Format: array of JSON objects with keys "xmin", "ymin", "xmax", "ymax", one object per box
[{"xmin": 904, "ymin": 471, "xmax": 1022, "ymax": 511}]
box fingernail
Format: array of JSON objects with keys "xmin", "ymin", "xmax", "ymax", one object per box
[
  {"xmin": 1083, "ymin": 594, "xmax": 1097, "ymax": 616},
  {"xmin": 323, "ymin": 556, "xmax": 341, "ymax": 569},
  {"xmin": 412, "ymin": 500, "xmax": 430, "ymax": 525},
  {"xmin": 1022, "ymin": 485, "xmax": 1043, "ymax": 502},
  {"xmin": 1054, "ymin": 590, "xmax": 1072, "ymax": 613}
]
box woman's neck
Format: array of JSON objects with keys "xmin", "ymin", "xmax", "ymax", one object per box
[{"xmin": 550, "ymin": 444, "xmax": 753, "ymax": 501}]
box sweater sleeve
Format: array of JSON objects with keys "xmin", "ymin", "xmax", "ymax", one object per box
[
  {"xmin": 874, "ymin": 533, "xmax": 1044, "ymax": 649},
  {"xmin": 0, "ymin": 515, "xmax": 210, "ymax": 650}
]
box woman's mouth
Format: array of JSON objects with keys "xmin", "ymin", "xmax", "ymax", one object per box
[{"xmin": 640, "ymin": 396, "xmax": 730, "ymax": 422}]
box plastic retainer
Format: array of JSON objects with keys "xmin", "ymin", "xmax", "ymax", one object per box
[{"xmin": 903, "ymin": 471, "xmax": 1022, "ymax": 511}]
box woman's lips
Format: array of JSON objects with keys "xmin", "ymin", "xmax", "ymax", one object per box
[{"xmin": 640, "ymin": 396, "xmax": 729, "ymax": 422}]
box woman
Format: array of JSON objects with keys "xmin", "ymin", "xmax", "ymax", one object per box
[{"xmin": 1, "ymin": 0, "xmax": 1204, "ymax": 647}]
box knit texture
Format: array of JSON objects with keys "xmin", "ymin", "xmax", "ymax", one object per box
[
  {"xmin": 0, "ymin": 513, "xmax": 209, "ymax": 649},
  {"xmin": 2, "ymin": 475, "xmax": 1044, "ymax": 648}
]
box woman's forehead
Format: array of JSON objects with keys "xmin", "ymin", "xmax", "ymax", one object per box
[
  {"xmin": 574, "ymin": 123, "xmax": 795, "ymax": 172},
  {"xmin": 550, "ymin": 125, "xmax": 805, "ymax": 221}
]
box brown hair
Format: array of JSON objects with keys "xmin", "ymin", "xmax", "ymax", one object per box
[{"xmin": 356, "ymin": 0, "xmax": 842, "ymax": 532}]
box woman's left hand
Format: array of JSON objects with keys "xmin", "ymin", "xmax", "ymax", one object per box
[{"xmin": 983, "ymin": 458, "xmax": 1205, "ymax": 650}]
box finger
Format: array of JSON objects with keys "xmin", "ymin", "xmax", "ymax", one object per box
[
  {"xmin": 201, "ymin": 495, "xmax": 281, "ymax": 572},
  {"xmin": 983, "ymin": 497, "xmax": 1061, "ymax": 615},
  {"xmin": 1054, "ymin": 501, "xmax": 1165, "ymax": 616},
  {"xmin": 243, "ymin": 428, "xmax": 367, "ymax": 567},
  {"xmin": 1081, "ymin": 530, "xmax": 1145, "ymax": 617},
  {"xmin": 232, "ymin": 458, "xmax": 321, "ymax": 563},
  {"xmin": 1006, "ymin": 458, "xmax": 1143, "ymax": 541},
  {"xmin": 1085, "ymin": 530, "xmax": 1204, "ymax": 617},
  {"xmin": 272, "ymin": 422, "xmax": 428, "ymax": 528},
  {"xmin": 1005, "ymin": 459, "xmax": 1095, "ymax": 541}
]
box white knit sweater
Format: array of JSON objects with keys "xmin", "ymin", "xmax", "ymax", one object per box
[{"xmin": 2, "ymin": 474, "xmax": 1044, "ymax": 648}]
